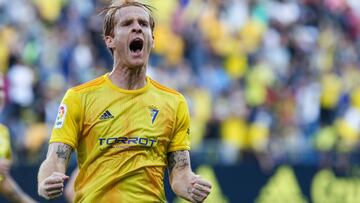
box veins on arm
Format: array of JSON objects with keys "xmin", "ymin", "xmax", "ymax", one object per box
[{"xmin": 167, "ymin": 150, "xmax": 190, "ymax": 175}]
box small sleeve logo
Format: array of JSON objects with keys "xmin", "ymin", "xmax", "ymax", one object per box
[{"xmin": 54, "ymin": 104, "xmax": 67, "ymax": 129}]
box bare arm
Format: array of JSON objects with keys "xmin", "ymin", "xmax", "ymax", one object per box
[
  {"xmin": 0, "ymin": 158, "xmax": 37, "ymax": 203},
  {"xmin": 64, "ymin": 167, "xmax": 78, "ymax": 203},
  {"xmin": 0, "ymin": 175, "xmax": 37, "ymax": 203},
  {"xmin": 167, "ymin": 150, "xmax": 211, "ymax": 202},
  {"xmin": 37, "ymin": 143, "xmax": 72, "ymax": 200}
]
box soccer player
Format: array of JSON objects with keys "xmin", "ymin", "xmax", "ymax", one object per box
[
  {"xmin": 37, "ymin": 1, "xmax": 212, "ymax": 202},
  {"xmin": 0, "ymin": 74, "xmax": 37, "ymax": 203}
]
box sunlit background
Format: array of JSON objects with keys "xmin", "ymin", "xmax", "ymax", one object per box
[{"xmin": 1, "ymin": 0, "xmax": 360, "ymax": 202}]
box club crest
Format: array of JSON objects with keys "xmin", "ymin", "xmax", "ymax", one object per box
[{"xmin": 149, "ymin": 106, "xmax": 159, "ymax": 124}]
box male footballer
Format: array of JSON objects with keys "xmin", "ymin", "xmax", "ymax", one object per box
[{"xmin": 37, "ymin": 0, "xmax": 212, "ymax": 202}]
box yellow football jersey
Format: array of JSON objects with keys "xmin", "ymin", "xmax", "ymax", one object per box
[
  {"xmin": 0, "ymin": 124, "xmax": 11, "ymax": 182},
  {"xmin": 50, "ymin": 74, "xmax": 191, "ymax": 203}
]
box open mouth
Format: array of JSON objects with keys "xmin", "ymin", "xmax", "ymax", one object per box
[{"xmin": 129, "ymin": 38, "xmax": 144, "ymax": 53}]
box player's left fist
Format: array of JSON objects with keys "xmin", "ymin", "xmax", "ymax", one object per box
[{"xmin": 189, "ymin": 175, "xmax": 212, "ymax": 203}]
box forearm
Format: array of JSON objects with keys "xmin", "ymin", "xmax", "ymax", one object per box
[
  {"xmin": 167, "ymin": 150, "xmax": 194, "ymax": 201},
  {"xmin": 0, "ymin": 176, "xmax": 19, "ymax": 202},
  {"xmin": 38, "ymin": 158, "xmax": 65, "ymax": 183},
  {"xmin": 38, "ymin": 144, "xmax": 70, "ymax": 182},
  {"xmin": 38, "ymin": 143, "xmax": 72, "ymax": 199},
  {"xmin": 38, "ymin": 142, "xmax": 72, "ymax": 183},
  {"xmin": 0, "ymin": 175, "xmax": 36, "ymax": 203}
]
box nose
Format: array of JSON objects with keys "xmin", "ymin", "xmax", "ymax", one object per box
[{"xmin": 131, "ymin": 22, "xmax": 142, "ymax": 34}]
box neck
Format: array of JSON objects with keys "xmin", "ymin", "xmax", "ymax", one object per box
[{"xmin": 108, "ymin": 62, "xmax": 147, "ymax": 90}]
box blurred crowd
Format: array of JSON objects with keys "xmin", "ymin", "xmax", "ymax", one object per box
[{"xmin": 1, "ymin": 0, "xmax": 360, "ymax": 171}]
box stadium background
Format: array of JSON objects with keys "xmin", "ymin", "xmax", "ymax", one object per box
[{"xmin": 1, "ymin": 0, "xmax": 360, "ymax": 202}]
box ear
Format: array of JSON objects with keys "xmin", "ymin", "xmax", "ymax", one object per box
[
  {"xmin": 105, "ymin": 36, "xmax": 115, "ymax": 49},
  {"xmin": 151, "ymin": 34, "xmax": 155, "ymax": 48}
]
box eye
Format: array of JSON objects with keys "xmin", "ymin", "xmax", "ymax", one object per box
[
  {"xmin": 121, "ymin": 20, "xmax": 132, "ymax": 27},
  {"xmin": 139, "ymin": 20, "xmax": 149, "ymax": 27}
]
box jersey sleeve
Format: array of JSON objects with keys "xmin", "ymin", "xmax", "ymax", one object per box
[
  {"xmin": 168, "ymin": 95, "xmax": 191, "ymax": 152},
  {"xmin": 49, "ymin": 89, "xmax": 82, "ymax": 149}
]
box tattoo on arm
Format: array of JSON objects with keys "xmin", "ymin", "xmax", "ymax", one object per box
[
  {"xmin": 56, "ymin": 144, "xmax": 72, "ymax": 160},
  {"xmin": 167, "ymin": 150, "xmax": 190, "ymax": 175}
]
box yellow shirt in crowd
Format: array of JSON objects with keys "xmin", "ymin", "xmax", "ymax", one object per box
[{"xmin": 0, "ymin": 124, "xmax": 11, "ymax": 182}]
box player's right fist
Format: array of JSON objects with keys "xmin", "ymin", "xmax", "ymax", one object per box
[{"xmin": 38, "ymin": 172, "xmax": 69, "ymax": 200}]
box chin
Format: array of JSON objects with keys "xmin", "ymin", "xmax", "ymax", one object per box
[{"xmin": 128, "ymin": 60, "xmax": 146, "ymax": 69}]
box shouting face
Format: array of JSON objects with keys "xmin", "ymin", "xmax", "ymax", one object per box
[{"xmin": 105, "ymin": 6, "xmax": 154, "ymax": 69}]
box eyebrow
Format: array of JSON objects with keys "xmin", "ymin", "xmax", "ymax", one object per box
[
  {"xmin": 138, "ymin": 18, "xmax": 149, "ymax": 24},
  {"xmin": 121, "ymin": 16, "xmax": 149, "ymax": 23}
]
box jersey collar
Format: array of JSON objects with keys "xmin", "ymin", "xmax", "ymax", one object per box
[{"xmin": 103, "ymin": 73, "xmax": 150, "ymax": 94}]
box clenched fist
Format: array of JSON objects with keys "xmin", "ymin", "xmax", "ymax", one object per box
[
  {"xmin": 0, "ymin": 158, "xmax": 10, "ymax": 175},
  {"xmin": 38, "ymin": 172, "xmax": 69, "ymax": 200},
  {"xmin": 188, "ymin": 175, "xmax": 212, "ymax": 203}
]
